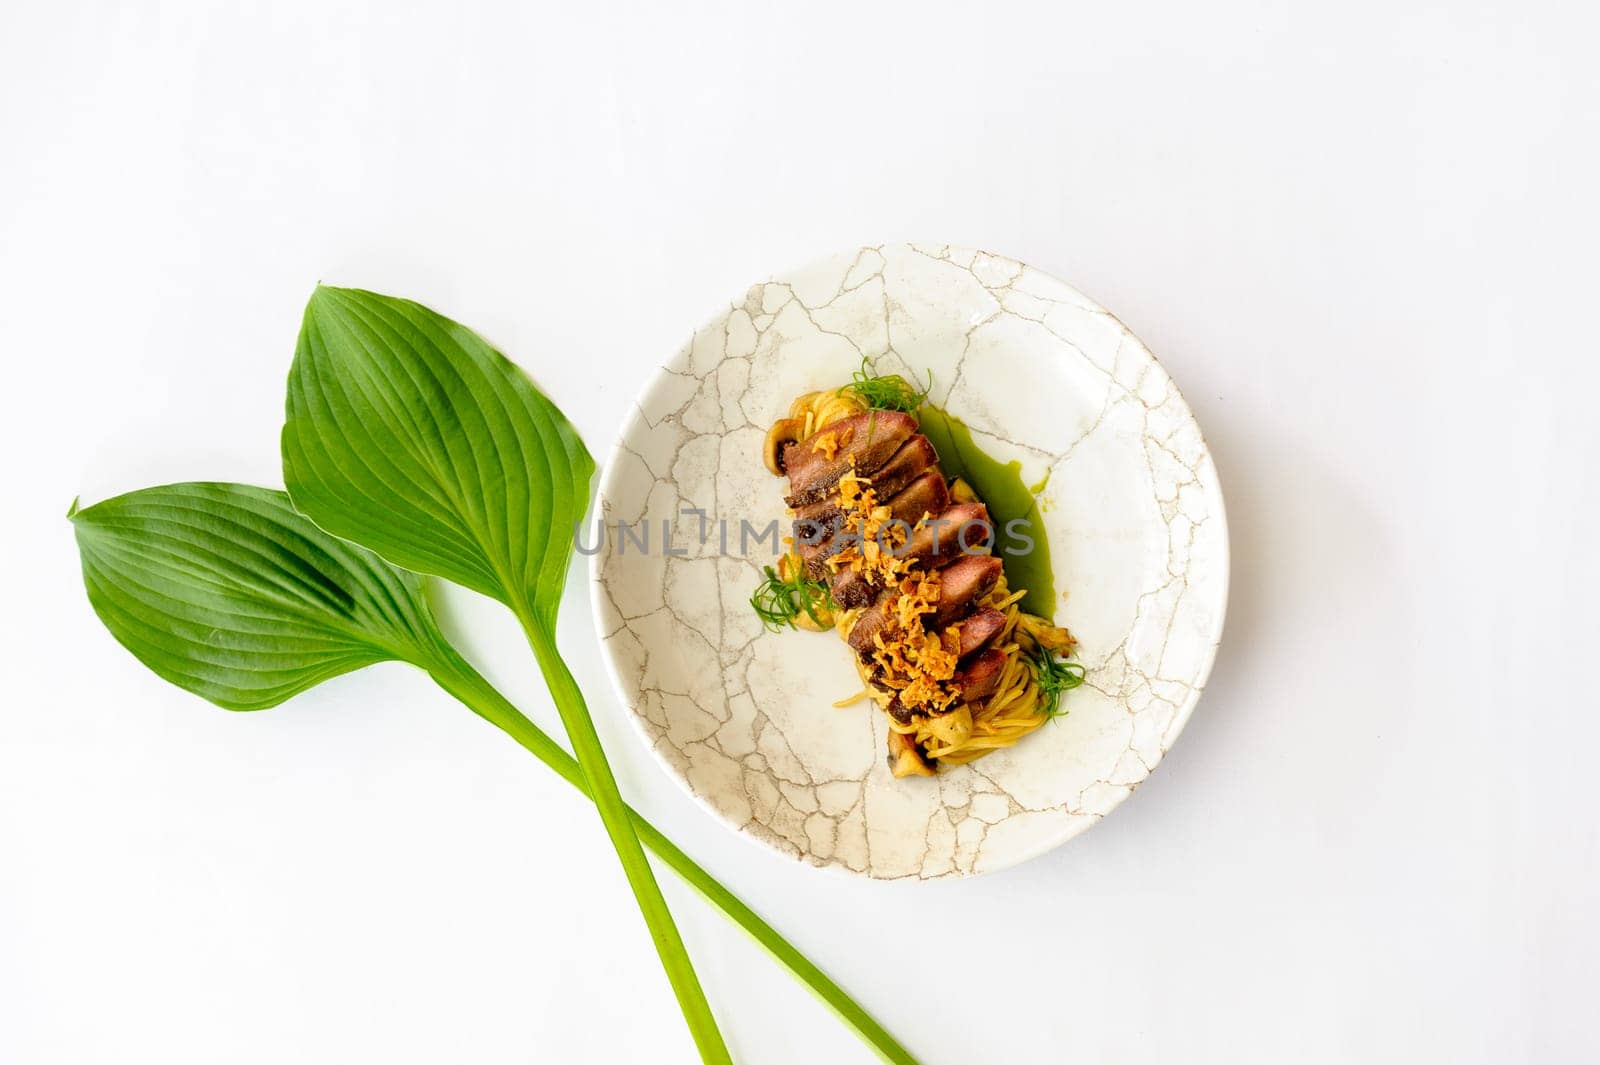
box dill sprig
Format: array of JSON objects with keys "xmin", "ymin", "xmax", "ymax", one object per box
[
  {"xmin": 750, "ymin": 562, "xmax": 837, "ymax": 632},
  {"xmin": 842, "ymin": 356, "xmax": 932, "ymax": 413},
  {"xmin": 1030, "ymin": 646, "xmax": 1086, "ymax": 719}
]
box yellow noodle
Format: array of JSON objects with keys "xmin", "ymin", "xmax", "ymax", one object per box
[{"xmin": 789, "ymin": 388, "xmax": 867, "ymax": 439}]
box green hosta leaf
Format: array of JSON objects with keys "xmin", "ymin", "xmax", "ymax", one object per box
[
  {"xmin": 70, "ymin": 478, "xmax": 919, "ymax": 1064},
  {"xmin": 279, "ymin": 286, "xmax": 731, "ymax": 1065},
  {"xmin": 68, "ymin": 482, "xmax": 453, "ymax": 710},
  {"xmin": 70, "ymin": 481, "xmax": 918, "ymax": 1065},
  {"xmin": 281, "ymin": 286, "xmax": 593, "ymax": 633}
]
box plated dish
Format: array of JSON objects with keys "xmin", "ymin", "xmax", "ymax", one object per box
[
  {"xmin": 755, "ymin": 372, "xmax": 1084, "ymax": 778},
  {"xmin": 592, "ymin": 244, "xmax": 1228, "ymax": 878}
]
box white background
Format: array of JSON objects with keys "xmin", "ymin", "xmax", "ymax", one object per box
[{"xmin": 3, "ymin": 3, "xmax": 1596, "ymax": 1063}]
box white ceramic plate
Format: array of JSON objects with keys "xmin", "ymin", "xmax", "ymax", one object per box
[{"xmin": 590, "ymin": 244, "xmax": 1228, "ymax": 879}]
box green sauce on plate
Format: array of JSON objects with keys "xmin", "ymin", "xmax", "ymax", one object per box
[{"xmin": 918, "ymin": 405, "xmax": 1056, "ymax": 621}]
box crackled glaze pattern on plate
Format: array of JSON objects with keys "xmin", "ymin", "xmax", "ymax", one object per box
[{"xmin": 591, "ymin": 245, "xmax": 1228, "ymax": 879}]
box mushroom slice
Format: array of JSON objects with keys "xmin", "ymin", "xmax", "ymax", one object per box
[
  {"xmin": 1018, "ymin": 612, "xmax": 1076, "ymax": 655},
  {"xmin": 887, "ymin": 731, "xmax": 935, "ymax": 778},
  {"xmin": 763, "ymin": 417, "xmax": 805, "ymax": 476}
]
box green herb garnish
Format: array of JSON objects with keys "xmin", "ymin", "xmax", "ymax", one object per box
[
  {"xmin": 751, "ymin": 561, "xmax": 837, "ymax": 631},
  {"xmin": 842, "ymin": 355, "xmax": 933, "ymax": 412},
  {"xmin": 1031, "ymin": 646, "xmax": 1087, "ymax": 719}
]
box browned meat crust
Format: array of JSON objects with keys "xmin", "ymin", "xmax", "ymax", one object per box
[
  {"xmin": 782, "ymin": 411, "xmax": 917, "ymax": 506},
  {"xmin": 931, "ymin": 555, "xmax": 1003, "ymax": 628},
  {"xmin": 951, "ymin": 648, "xmax": 1007, "ymax": 701},
  {"xmin": 952, "ymin": 608, "xmax": 1007, "ymax": 659},
  {"xmin": 799, "ymin": 469, "xmax": 951, "ymax": 578}
]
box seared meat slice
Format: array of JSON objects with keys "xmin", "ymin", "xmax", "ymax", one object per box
[
  {"xmin": 792, "ymin": 515, "xmax": 847, "ymax": 578},
  {"xmin": 902, "ymin": 502, "xmax": 990, "ymax": 568},
  {"xmin": 830, "ymin": 566, "xmax": 877, "ymax": 609},
  {"xmin": 950, "ymin": 608, "xmax": 1007, "ymax": 659},
  {"xmin": 790, "ymin": 434, "xmax": 938, "ymax": 529},
  {"xmin": 782, "ymin": 411, "xmax": 917, "ymax": 506},
  {"xmin": 801, "ymin": 469, "xmax": 951, "ymax": 579},
  {"xmin": 952, "ymin": 648, "xmax": 1007, "ymax": 701},
  {"xmin": 791, "ymin": 505, "xmax": 842, "ymax": 554},
  {"xmin": 885, "ymin": 645, "xmax": 1008, "ymax": 725},
  {"xmin": 862, "ymin": 435, "xmax": 939, "ymax": 504},
  {"xmin": 845, "ymin": 590, "xmax": 895, "ymax": 660},
  {"xmin": 883, "ymin": 471, "xmax": 950, "ymax": 530},
  {"xmin": 847, "ymin": 558, "xmax": 1002, "ymax": 664},
  {"xmin": 829, "ymin": 501, "xmax": 993, "ymax": 607},
  {"xmin": 791, "ymin": 496, "xmax": 842, "ymax": 531},
  {"xmin": 931, "ymin": 555, "xmax": 1003, "ymax": 628}
]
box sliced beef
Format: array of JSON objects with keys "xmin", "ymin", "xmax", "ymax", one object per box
[
  {"xmin": 932, "ymin": 555, "xmax": 1003, "ymax": 628},
  {"xmin": 844, "ymin": 590, "xmax": 895, "ymax": 660},
  {"xmin": 791, "ymin": 496, "xmax": 842, "ymax": 530},
  {"xmin": 782, "ymin": 411, "xmax": 917, "ymax": 506},
  {"xmin": 902, "ymin": 502, "xmax": 990, "ymax": 568},
  {"xmin": 791, "ymin": 435, "xmax": 938, "ymax": 530},
  {"xmin": 883, "ymin": 471, "xmax": 950, "ymax": 530},
  {"xmin": 950, "ymin": 608, "xmax": 1007, "ymax": 659},
  {"xmin": 829, "ymin": 501, "xmax": 995, "ymax": 613},
  {"xmin": 862, "ymin": 435, "xmax": 938, "ymax": 503},
  {"xmin": 952, "ymin": 648, "xmax": 1007, "ymax": 701},
  {"xmin": 801, "ymin": 469, "xmax": 951, "ymax": 579},
  {"xmin": 884, "ymin": 645, "xmax": 1008, "ymax": 726},
  {"xmin": 794, "ymin": 511, "xmax": 848, "ymax": 577},
  {"xmin": 830, "ymin": 566, "xmax": 877, "ymax": 609}
]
